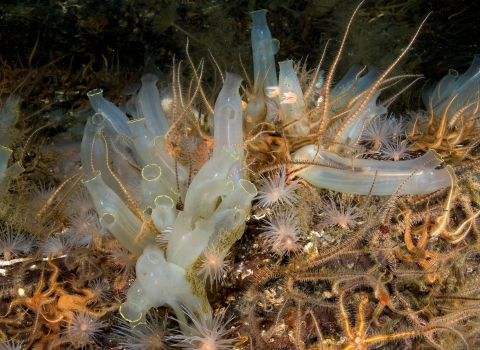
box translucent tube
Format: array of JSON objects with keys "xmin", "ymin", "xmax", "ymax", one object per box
[
  {"xmin": 213, "ymin": 73, "xmax": 244, "ymax": 183},
  {"xmin": 83, "ymin": 170, "xmax": 156, "ymax": 256},
  {"xmin": 213, "ymin": 73, "xmax": 244, "ymax": 156},
  {"xmin": 151, "ymin": 195, "xmax": 178, "ymax": 233},
  {"xmin": 184, "ymin": 179, "xmax": 234, "ymax": 222},
  {"xmin": 121, "ymin": 244, "xmax": 210, "ymax": 332},
  {"xmin": 0, "ymin": 95, "xmax": 20, "ymax": 146},
  {"xmin": 140, "ymin": 164, "xmax": 168, "ymax": 213},
  {"xmin": 250, "ymin": 9, "xmax": 279, "ymax": 90},
  {"xmin": 331, "ymin": 66, "xmax": 381, "ymax": 111},
  {"xmin": 152, "ymin": 136, "xmax": 188, "ymax": 198},
  {"xmin": 244, "ymin": 87, "xmax": 267, "ymax": 130},
  {"xmin": 80, "ymin": 113, "xmax": 123, "ymax": 196},
  {"xmin": 170, "ymin": 218, "xmax": 214, "ymax": 269},
  {"xmin": 127, "ymin": 123, "xmax": 183, "ymax": 198},
  {"xmin": 166, "ymin": 212, "xmax": 214, "ymax": 269},
  {"xmin": 0, "ymin": 95, "xmax": 20, "ymax": 129},
  {"xmin": 0, "ymin": 146, "xmax": 13, "ymax": 179},
  {"xmin": 80, "ymin": 113, "xmax": 106, "ymax": 175},
  {"xmin": 126, "ymin": 97, "xmax": 141, "ymax": 119},
  {"xmin": 120, "ymin": 280, "xmax": 150, "ymax": 324},
  {"xmin": 293, "ymin": 145, "xmax": 454, "ymax": 195},
  {"xmin": 87, "ymin": 88, "xmax": 132, "ymax": 138},
  {"xmin": 137, "ymin": 244, "xmax": 177, "ymax": 306},
  {"xmin": 278, "ymin": 60, "xmax": 309, "ymax": 135},
  {"xmin": 209, "ymin": 208, "xmax": 246, "ymax": 245},
  {"xmin": 446, "ymin": 54, "xmax": 480, "ymax": 118},
  {"xmin": 424, "ymin": 69, "xmax": 459, "ymax": 108},
  {"xmin": 0, "ymin": 146, "xmax": 23, "ymax": 192},
  {"xmin": 205, "ymin": 180, "xmax": 256, "ymax": 249},
  {"xmin": 331, "ymin": 65, "xmax": 364, "ymax": 97},
  {"xmin": 87, "ymin": 89, "xmax": 136, "ymax": 174},
  {"xmin": 215, "ymin": 179, "xmax": 257, "ymax": 213},
  {"xmin": 427, "ymin": 55, "xmax": 480, "ymax": 120},
  {"xmin": 127, "ymin": 118, "xmax": 156, "ymax": 166},
  {"xmin": 185, "ymin": 148, "xmax": 239, "ymax": 198},
  {"xmin": 143, "ymin": 244, "xmax": 210, "ymax": 331},
  {"xmin": 136, "ymin": 74, "xmax": 170, "ymax": 136}
]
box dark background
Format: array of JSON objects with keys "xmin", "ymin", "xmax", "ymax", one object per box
[{"xmin": 0, "ymin": 0, "xmax": 478, "ymax": 112}]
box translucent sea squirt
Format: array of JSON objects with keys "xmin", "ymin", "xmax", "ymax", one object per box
[{"xmin": 293, "ymin": 145, "xmax": 454, "ymax": 195}]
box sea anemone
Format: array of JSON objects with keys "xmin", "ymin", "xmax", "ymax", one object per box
[
  {"xmin": 108, "ymin": 243, "xmax": 137, "ymax": 273},
  {"xmin": 114, "ymin": 310, "xmax": 169, "ymax": 350},
  {"xmin": 169, "ymin": 306, "xmax": 238, "ymax": 350},
  {"xmin": 66, "ymin": 212, "xmax": 109, "ymax": 248},
  {"xmin": 89, "ymin": 278, "xmax": 111, "ymax": 301},
  {"xmin": 108, "ymin": 243, "xmax": 137, "ymax": 289},
  {"xmin": 255, "ymin": 166, "xmax": 301, "ymax": 207},
  {"xmin": 0, "ymin": 224, "xmax": 35, "ymax": 261},
  {"xmin": 318, "ymin": 195, "xmax": 360, "ymax": 229},
  {"xmin": 64, "ymin": 311, "xmax": 105, "ymax": 347},
  {"xmin": 380, "ymin": 138, "xmax": 412, "ymax": 161},
  {"xmin": 0, "ymin": 339, "xmax": 24, "ymax": 350},
  {"xmin": 66, "ymin": 187, "xmax": 96, "ymax": 216},
  {"xmin": 197, "ymin": 245, "xmax": 231, "ymax": 291},
  {"xmin": 41, "ymin": 235, "xmax": 72, "ymax": 257},
  {"xmin": 44, "ymin": 107, "xmax": 68, "ymax": 125},
  {"xmin": 261, "ymin": 209, "xmax": 302, "ymax": 256},
  {"xmin": 30, "ymin": 182, "xmax": 56, "ymax": 213},
  {"xmin": 362, "ymin": 114, "xmax": 404, "ymax": 149}
]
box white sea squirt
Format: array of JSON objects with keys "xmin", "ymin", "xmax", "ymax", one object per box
[
  {"xmin": 423, "ymin": 54, "xmax": 480, "ymax": 121},
  {"xmin": 293, "ymin": 145, "xmax": 454, "ymax": 195},
  {"xmin": 119, "ymin": 243, "xmax": 205, "ymax": 331},
  {"xmin": 250, "ymin": 9, "xmax": 279, "ymax": 90},
  {"xmin": 212, "ymin": 72, "xmax": 245, "ymax": 184},
  {"xmin": 245, "ymin": 10, "xmax": 280, "ymax": 128},
  {"xmin": 109, "ymin": 68, "xmax": 256, "ymax": 329},
  {"xmin": 131, "ymin": 73, "xmax": 170, "ymax": 136},
  {"xmin": 278, "ymin": 60, "xmax": 309, "ymax": 135}
]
